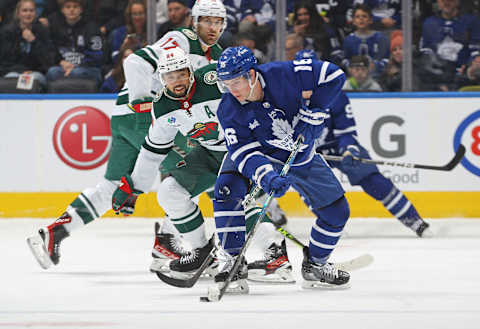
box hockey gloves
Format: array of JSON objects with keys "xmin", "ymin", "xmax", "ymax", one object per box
[
  {"xmin": 112, "ymin": 175, "xmax": 143, "ymax": 216},
  {"xmin": 341, "ymin": 145, "xmax": 361, "ymax": 169},
  {"xmin": 294, "ymin": 107, "xmax": 328, "ymax": 144},
  {"xmin": 260, "ymin": 171, "xmax": 291, "ymax": 198}
]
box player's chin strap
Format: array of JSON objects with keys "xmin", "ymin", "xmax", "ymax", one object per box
[{"xmin": 246, "ymin": 71, "xmax": 260, "ymax": 101}]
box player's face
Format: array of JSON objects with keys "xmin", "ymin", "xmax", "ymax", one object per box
[
  {"xmin": 197, "ymin": 16, "xmax": 224, "ymax": 45},
  {"xmin": 221, "ymin": 75, "xmax": 251, "ymax": 101},
  {"xmin": 352, "ymin": 9, "xmax": 371, "ymax": 30},
  {"xmin": 164, "ymin": 68, "xmax": 191, "ymax": 97}
]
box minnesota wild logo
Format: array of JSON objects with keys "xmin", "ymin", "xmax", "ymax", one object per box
[{"xmin": 187, "ymin": 121, "xmax": 219, "ymax": 142}]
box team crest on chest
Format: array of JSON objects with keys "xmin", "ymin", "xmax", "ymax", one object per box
[
  {"xmin": 204, "ymin": 71, "xmax": 217, "ymax": 85},
  {"xmin": 182, "ymin": 29, "xmax": 198, "ymax": 40}
]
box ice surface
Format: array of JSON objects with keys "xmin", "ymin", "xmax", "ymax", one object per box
[{"xmin": 1, "ymin": 217, "xmax": 480, "ymax": 329}]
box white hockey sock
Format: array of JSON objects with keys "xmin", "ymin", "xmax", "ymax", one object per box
[
  {"xmin": 62, "ymin": 206, "xmax": 86, "ymax": 233},
  {"xmin": 252, "ymin": 222, "xmax": 283, "ymax": 252},
  {"xmin": 179, "ymin": 223, "xmax": 208, "ymax": 250},
  {"xmin": 160, "ymin": 217, "xmax": 178, "ymax": 236}
]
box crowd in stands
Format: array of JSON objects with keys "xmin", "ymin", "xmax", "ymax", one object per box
[{"xmin": 0, "ymin": 0, "xmax": 479, "ymax": 93}]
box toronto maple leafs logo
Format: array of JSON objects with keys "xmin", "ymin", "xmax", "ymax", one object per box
[{"xmin": 266, "ymin": 114, "xmax": 307, "ymax": 152}]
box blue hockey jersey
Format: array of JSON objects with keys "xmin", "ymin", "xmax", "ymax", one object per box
[
  {"xmin": 314, "ymin": 91, "xmax": 359, "ymax": 155},
  {"xmin": 343, "ymin": 31, "xmax": 390, "ymax": 75},
  {"xmin": 420, "ymin": 14, "xmax": 480, "ymax": 66},
  {"xmin": 217, "ymin": 59, "xmax": 345, "ymax": 186}
]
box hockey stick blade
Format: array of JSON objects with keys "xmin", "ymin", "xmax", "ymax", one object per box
[
  {"xmin": 336, "ymin": 253, "xmax": 374, "ymax": 271},
  {"xmin": 155, "ymin": 249, "xmax": 216, "ymax": 288},
  {"xmin": 322, "ymin": 144, "xmax": 466, "ymax": 171}
]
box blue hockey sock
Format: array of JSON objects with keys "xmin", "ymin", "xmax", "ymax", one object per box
[
  {"xmin": 308, "ymin": 196, "xmax": 349, "ymax": 264},
  {"xmin": 213, "ymin": 199, "xmax": 245, "ymax": 256},
  {"xmin": 360, "ymin": 173, "xmax": 422, "ymax": 227}
]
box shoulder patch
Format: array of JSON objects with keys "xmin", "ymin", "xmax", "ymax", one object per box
[
  {"xmin": 182, "ymin": 29, "xmax": 198, "ymax": 40},
  {"xmin": 203, "ymin": 71, "xmax": 217, "ymax": 85}
]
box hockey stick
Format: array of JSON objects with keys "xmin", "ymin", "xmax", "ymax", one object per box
[
  {"xmin": 155, "ymin": 247, "xmax": 217, "ymax": 288},
  {"xmin": 274, "ymin": 225, "xmax": 373, "ymax": 271},
  {"xmin": 322, "ymin": 144, "xmax": 465, "ymax": 171},
  {"xmin": 200, "ymin": 135, "xmax": 304, "ymax": 302}
]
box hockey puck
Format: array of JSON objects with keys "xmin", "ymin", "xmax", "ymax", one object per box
[{"xmin": 199, "ymin": 296, "xmax": 211, "ymax": 302}]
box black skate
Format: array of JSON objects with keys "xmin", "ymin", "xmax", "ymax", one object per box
[
  {"xmin": 168, "ymin": 237, "xmax": 215, "ymax": 278},
  {"xmin": 301, "ymin": 248, "xmax": 350, "ymax": 289},
  {"xmin": 150, "ymin": 222, "xmax": 185, "ymax": 273},
  {"xmin": 414, "ymin": 221, "xmax": 433, "ymax": 238},
  {"xmin": 247, "ymin": 240, "xmax": 295, "ymax": 283},
  {"xmin": 214, "ymin": 251, "xmax": 249, "ymax": 294},
  {"xmin": 26, "ymin": 212, "xmax": 70, "ymax": 269}
]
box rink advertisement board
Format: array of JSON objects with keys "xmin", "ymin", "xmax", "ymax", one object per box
[{"xmin": 1, "ymin": 93, "xmax": 479, "ymax": 218}]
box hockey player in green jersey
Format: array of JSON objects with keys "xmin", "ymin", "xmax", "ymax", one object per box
[
  {"xmin": 111, "ymin": 47, "xmax": 294, "ymax": 283},
  {"xmin": 25, "ymin": 0, "xmax": 231, "ymax": 270}
]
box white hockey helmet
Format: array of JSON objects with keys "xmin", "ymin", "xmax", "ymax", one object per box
[
  {"xmin": 157, "ymin": 47, "xmax": 194, "ymax": 95},
  {"xmin": 192, "ymin": 0, "xmax": 227, "ymax": 38}
]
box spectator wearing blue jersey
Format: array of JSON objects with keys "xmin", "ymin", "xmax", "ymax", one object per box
[
  {"xmin": 214, "ymin": 46, "xmax": 351, "ymax": 289},
  {"xmin": 290, "ymin": 1, "xmax": 343, "ymax": 65},
  {"xmin": 360, "ymin": 0, "xmax": 402, "ymax": 31},
  {"xmin": 46, "ymin": 0, "xmax": 104, "ymax": 86},
  {"xmin": 343, "ymin": 4, "xmax": 390, "ymax": 78},
  {"xmin": 418, "ymin": 0, "xmax": 480, "ymax": 91}
]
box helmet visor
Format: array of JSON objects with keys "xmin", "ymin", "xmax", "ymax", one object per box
[{"xmin": 216, "ymin": 72, "xmax": 251, "ymax": 94}]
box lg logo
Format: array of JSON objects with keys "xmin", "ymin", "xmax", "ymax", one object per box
[{"xmin": 53, "ymin": 106, "xmax": 112, "ymax": 170}]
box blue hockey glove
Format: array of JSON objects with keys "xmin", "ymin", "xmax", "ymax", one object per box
[
  {"xmin": 293, "ymin": 107, "xmax": 328, "ymax": 144},
  {"xmin": 112, "ymin": 175, "xmax": 143, "ymax": 216},
  {"xmin": 260, "ymin": 171, "xmax": 291, "ymax": 198},
  {"xmin": 341, "ymin": 145, "xmax": 361, "ymax": 169}
]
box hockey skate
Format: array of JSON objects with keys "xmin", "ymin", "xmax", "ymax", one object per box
[
  {"xmin": 301, "ymin": 248, "xmax": 350, "ymax": 289},
  {"xmin": 213, "ymin": 250, "xmax": 249, "ymax": 294},
  {"xmin": 150, "ymin": 222, "xmax": 185, "ymax": 273},
  {"xmin": 414, "ymin": 221, "xmax": 434, "ymax": 238},
  {"xmin": 168, "ymin": 237, "xmax": 216, "ymax": 279},
  {"xmin": 247, "ymin": 240, "xmax": 295, "ymax": 283},
  {"xmin": 26, "ymin": 212, "xmax": 70, "ymax": 269}
]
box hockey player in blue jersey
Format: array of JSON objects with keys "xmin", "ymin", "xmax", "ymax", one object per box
[
  {"xmin": 213, "ymin": 46, "xmax": 351, "ymax": 291},
  {"xmin": 296, "ymin": 49, "xmax": 432, "ymax": 237}
]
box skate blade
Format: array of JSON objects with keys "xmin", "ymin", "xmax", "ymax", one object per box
[
  {"xmin": 301, "ymin": 280, "xmax": 351, "ymax": 290},
  {"xmin": 26, "ymin": 236, "xmax": 53, "ymax": 270},
  {"xmin": 149, "ymin": 258, "xmax": 171, "ymax": 273},
  {"xmin": 421, "ymin": 227, "xmax": 435, "ymax": 238},
  {"xmin": 201, "ymin": 263, "xmax": 219, "ymax": 278},
  {"xmin": 224, "ymin": 279, "xmax": 249, "ymax": 294},
  {"xmin": 248, "ymin": 269, "xmax": 296, "ymax": 284}
]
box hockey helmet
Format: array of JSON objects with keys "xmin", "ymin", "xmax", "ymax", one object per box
[
  {"xmin": 216, "ymin": 46, "xmax": 258, "ymax": 93},
  {"xmin": 192, "ymin": 0, "xmax": 227, "ymax": 41},
  {"xmin": 295, "ymin": 49, "xmax": 318, "ymax": 61},
  {"xmin": 157, "ymin": 47, "xmax": 194, "ymax": 95}
]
